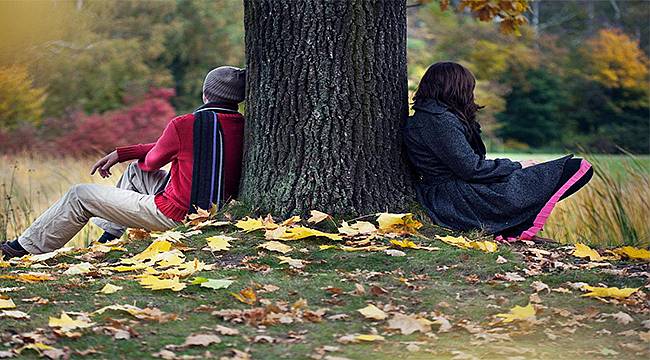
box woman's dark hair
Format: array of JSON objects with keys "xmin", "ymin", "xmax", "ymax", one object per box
[{"xmin": 413, "ymin": 61, "xmax": 484, "ymax": 127}]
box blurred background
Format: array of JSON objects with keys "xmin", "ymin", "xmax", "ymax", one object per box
[{"xmin": 0, "ymin": 0, "xmax": 648, "ymax": 246}]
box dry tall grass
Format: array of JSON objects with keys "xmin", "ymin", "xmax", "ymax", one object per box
[
  {"xmin": 0, "ymin": 154, "xmax": 126, "ymax": 248},
  {"xmin": 1, "ymin": 153, "xmax": 648, "ymax": 249},
  {"xmin": 543, "ymin": 157, "xmax": 650, "ymax": 247}
]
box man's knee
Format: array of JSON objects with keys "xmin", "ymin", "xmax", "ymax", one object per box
[{"xmin": 67, "ymin": 184, "xmax": 95, "ymax": 201}]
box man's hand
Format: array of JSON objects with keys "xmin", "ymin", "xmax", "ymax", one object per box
[
  {"xmin": 91, "ymin": 150, "xmax": 119, "ymax": 178},
  {"xmin": 518, "ymin": 159, "xmax": 540, "ymax": 169}
]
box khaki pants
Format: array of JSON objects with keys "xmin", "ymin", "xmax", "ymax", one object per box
[{"xmin": 18, "ymin": 162, "xmax": 179, "ymax": 254}]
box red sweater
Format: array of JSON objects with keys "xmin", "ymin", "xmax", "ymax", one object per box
[{"xmin": 116, "ymin": 112, "xmax": 245, "ymax": 221}]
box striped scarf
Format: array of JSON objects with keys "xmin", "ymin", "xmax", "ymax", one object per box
[{"xmin": 189, "ymin": 102, "xmax": 238, "ymax": 213}]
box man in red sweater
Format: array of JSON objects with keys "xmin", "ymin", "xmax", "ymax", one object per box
[{"xmin": 1, "ymin": 66, "xmax": 246, "ymax": 257}]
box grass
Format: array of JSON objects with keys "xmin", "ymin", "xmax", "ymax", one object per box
[{"xmin": 1, "ymin": 223, "xmax": 648, "ymax": 359}]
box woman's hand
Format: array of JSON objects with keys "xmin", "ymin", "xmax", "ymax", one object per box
[
  {"xmin": 518, "ymin": 160, "xmax": 540, "ymax": 169},
  {"xmin": 90, "ymin": 150, "xmax": 119, "ymax": 178}
]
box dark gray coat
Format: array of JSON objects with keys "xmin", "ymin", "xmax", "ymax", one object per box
[{"xmin": 403, "ymin": 99, "xmax": 570, "ymax": 234}]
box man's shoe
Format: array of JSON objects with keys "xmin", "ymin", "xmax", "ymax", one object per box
[
  {"xmin": 1, "ymin": 241, "xmax": 28, "ymax": 259},
  {"xmin": 97, "ymin": 232, "xmax": 119, "ymax": 243}
]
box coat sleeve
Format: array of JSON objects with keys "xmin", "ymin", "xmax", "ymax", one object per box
[
  {"xmin": 416, "ymin": 113, "xmax": 521, "ymax": 182},
  {"xmin": 116, "ymin": 143, "xmax": 156, "ymax": 162},
  {"xmin": 136, "ymin": 120, "xmax": 181, "ymax": 172}
]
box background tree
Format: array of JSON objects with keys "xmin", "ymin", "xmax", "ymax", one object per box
[{"xmin": 0, "ymin": 66, "xmax": 45, "ymax": 130}]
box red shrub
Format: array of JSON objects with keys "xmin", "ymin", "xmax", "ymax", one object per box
[{"xmin": 0, "ymin": 87, "xmax": 177, "ymax": 156}]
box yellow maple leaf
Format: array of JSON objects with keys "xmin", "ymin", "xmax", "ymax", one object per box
[
  {"xmin": 469, "ymin": 240, "xmax": 498, "ymax": 253},
  {"xmin": 127, "ymin": 240, "xmax": 173, "ymax": 263},
  {"xmin": 99, "ymin": 283, "xmax": 123, "ymax": 294},
  {"xmin": 155, "ymin": 251, "xmax": 186, "ymax": 268},
  {"xmin": 376, "ymin": 213, "xmax": 423, "ymax": 234},
  {"xmin": 0, "ymin": 298, "xmax": 16, "ymax": 309},
  {"xmin": 235, "ymin": 217, "xmax": 265, "ymax": 232},
  {"xmin": 204, "ymin": 235, "xmax": 235, "ymax": 252},
  {"xmin": 139, "ymin": 275, "xmax": 186, "ymax": 291},
  {"xmin": 495, "ymin": 303, "xmax": 536, "ymax": 323},
  {"xmin": 110, "ymin": 263, "xmax": 149, "ymax": 272},
  {"xmin": 357, "ymin": 304, "xmax": 387, "ymax": 320},
  {"xmin": 435, "ymin": 235, "xmax": 498, "ymax": 253},
  {"xmin": 356, "ymin": 334, "xmax": 385, "ymax": 342},
  {"xmin": 160, "ymin": 259, "xmax": 206, "ymax": 278},
  {"xmin": 48, "ymin": 312, "xmax": 94, "ymax": 332},
  {"xmin": 613, "ymin": 246, "xmax": 650, "ymax": 261},
  {"xmin": 319, "ymin": 245, "xmax": 337, "ymax": 250},
  {"xmin": 257, "ymin": 241, "xmax": 293, "ymax": 254},
  {"xmin": 390, "ymin": 239, "xmax": 419, "ymax": 249},
  {"xmin": 581, "ymin": 285, "xmax": 639, "ymax": 299},
  {"xmin": 572, "ymin": 243, "xmax": 604, "ymax": 261},
  {"xmin": 230, "ymin": 287, "xmax": 257, "ymax": 305},
  {"xmin": 275, "ymin": 226, "xmax": 342, "ymax": 241}
]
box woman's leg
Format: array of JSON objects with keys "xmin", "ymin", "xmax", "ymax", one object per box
[
  {"xmin": 498, "ymin": 158, "xmax": 593, "ymax": 239},
  {"xmin": 17, "ymin": 184, "xmax": 178, "ymax": 254}
]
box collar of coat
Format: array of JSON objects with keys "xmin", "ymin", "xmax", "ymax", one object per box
[{"xmin": 412, "ymin": 98, "xmax": 449, "ymax": 115}]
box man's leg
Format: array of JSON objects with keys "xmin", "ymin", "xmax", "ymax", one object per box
[
  {"xmin": 92, "ymin": 162, "xmax": 168, "ymax": 238},
  {"xmin": 17, "ymin": 184, "xmax": 179, "ymax": 254}
]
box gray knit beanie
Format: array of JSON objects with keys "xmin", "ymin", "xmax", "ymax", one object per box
[{"xmin": 202, "ymin": 66, "xmax": 246, "ymax": 103}]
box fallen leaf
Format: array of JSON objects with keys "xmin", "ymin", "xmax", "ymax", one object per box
[
  {"xmin": 128, "ymin": 228, "xmax": 151, "ymax": 240},
  {"xmin": 385, "ymin": 249, "xmax": 406, "ymax": 257},
  {"xmin": 355, "ymin": 334, "xmax": 385, "ymax": 342},
  {"xmin": 204, "ymin": 235, "xmax": 235, "ymax": 252},
  {"xmin": 273, "ymin": 226, "xmax": 342, "ymax": 241},
  {"xmin": 99, "ymin": 283, "xmax": 123, "ymax": 294},
  {"xmin": 49, "ymin": 312, "xmax": 94, "ymax": 332},
  {"xmin": 191, "ymin": 277, "xmax": 234, "ymax": 290},
  {"xmin": 531, "ymin": 281, "xmax": 550, "ymax": 293},
  {"xmin": 276, "ymin": 255, "xmax": 307, "ymax": 269},
  {"xmin": 182, "ymin": 333, "xmax": 221, "ymax": 347},
  {"xmin": 307, "ymin": 210, "xmax": 330, "ymax": 224},
  {"xmin": 230, "ymin": 288, "xmax": 257, "ymax": 305},
  {"xmin": 376, "ymin": 213, "xmax": 422, "ymax": 234},
  {"xmin": 495, "ymin": 303, "xmax": 536, "ymax": 323},
  {"xmin": 387, "ymin": 313, "xmax": 432, "ymax": 335},
  {"xmin": 139, "ymin": 275, "xmax": 186, "ymax": 291},
  {"xmin": 612, "ymin": 246, "xmax": 650, "ymax": 261},
  {"xmin": 572, "ymin": 243, "xmax": 604, "ymax": 261},
  {"xmin": 234, "ymin": 217, "xmax": 265, "ymax": 232},
  {"xmin": 215, "ymin": 325, "xmax": 239, "ymax": 336},
  {"xmin": 581, "ymin": 285, "xmax": 639, "ymax": 299},
  {"xmin": 390, "ymin": 239, "xmax": 418, "ymax": 249},
  {"xmin": 0, "ymin": 298, "xmax": 15, "ymax": 309},
  {"xmin": 338, "ymin": 221, "xmax": 377, "ymax": 236},
  {"xmin": 602, "ymin": 311, "xmax": 634, "ymax": 325},
  {"xmin": 0, "ymin": 310, "xmax": 29, "ymax": 319},
  {"xmin": 63, "ymin": 262, "xmax": 94, "ymax": 275},
  {"xmin": 357, "ymin": 304, "xmax": 387, "ymax": 320},
  {"xmin": 257, "ymin": 241, "xmax": 292, "ymax": 254}
]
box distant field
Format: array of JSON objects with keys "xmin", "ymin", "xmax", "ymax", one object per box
[{"xmin": 492, "ymin": 153, "xmax": 650, "ymax": 178}]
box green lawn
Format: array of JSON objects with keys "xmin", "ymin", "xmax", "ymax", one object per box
[{"xmin": 1, "ymin": 219, "xmax": 648, "ymax": 359}]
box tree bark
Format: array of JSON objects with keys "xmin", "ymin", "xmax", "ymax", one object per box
[{"xmin": 241, "ymin": 0, "xmax": 414, "ymax": 217}]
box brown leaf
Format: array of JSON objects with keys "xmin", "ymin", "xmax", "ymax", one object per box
[{"xmin": 182, "ymin": 333, "xmax": 221, "ymax": 347}]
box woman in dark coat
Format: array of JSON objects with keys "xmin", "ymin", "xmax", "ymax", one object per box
[{"xmin": 403, "ymin": 62, "xmax": 593, "ymax": 241}]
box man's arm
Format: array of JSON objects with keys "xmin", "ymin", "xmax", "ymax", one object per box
[{"xmin": 91, "ymin": 118, "xmax": 180, "ymax": 177}]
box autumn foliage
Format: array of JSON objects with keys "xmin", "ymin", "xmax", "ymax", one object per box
[{"xmin": 0, "ymin": 88, "xmax": 176, "ymax": 155}]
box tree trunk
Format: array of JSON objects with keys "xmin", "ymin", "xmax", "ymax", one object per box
[{"xmin": 240, "ymin": 0, "xmax": 413, "ymax": 217}]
